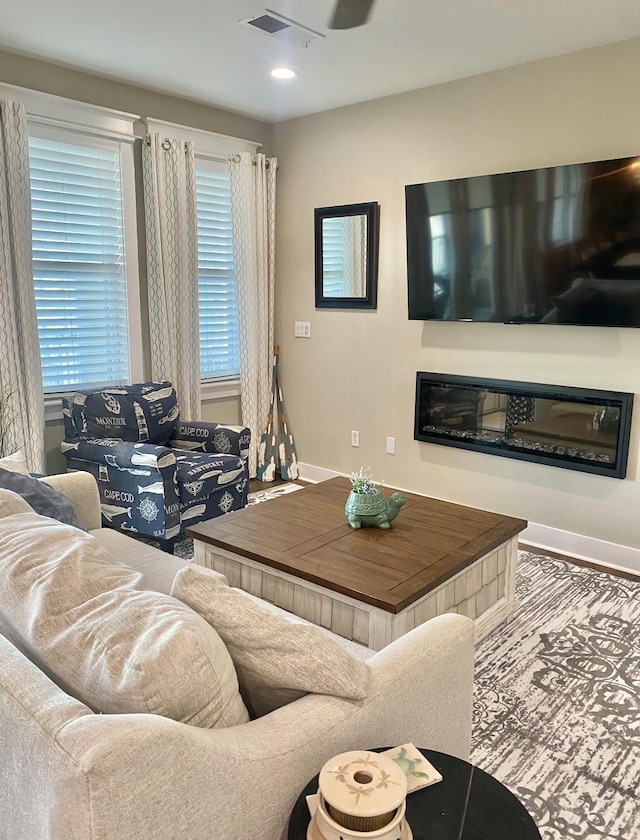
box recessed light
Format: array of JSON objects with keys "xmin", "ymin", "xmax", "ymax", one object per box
[{"xmin": 271, "ymin": 67, "xmax": 298, "ymax": 80}]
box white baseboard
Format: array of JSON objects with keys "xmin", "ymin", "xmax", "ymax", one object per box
[
  {"xmin": 296, "ymin": 462, "xmax": 640, "ymax": 576},
  {"xmin": 520, "ymin": 523, "xmax": 640, "ymax": 576},
  {"xmin": 297, "ymin": 462, "xmax": 341, "ymax": 484}
]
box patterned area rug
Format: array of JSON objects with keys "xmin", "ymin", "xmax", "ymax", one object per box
[
  {"xmin": 471, "ymin": 551, "xmax": 640, "ymax": 840},
  {"xmin": 246, "ymin": 482, "xmax": 303, "ymax": 505}
]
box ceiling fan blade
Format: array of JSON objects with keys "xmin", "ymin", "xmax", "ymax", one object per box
[{"xmin": 328, "ymin": 0, "xmax": 375, "ymax": 29}]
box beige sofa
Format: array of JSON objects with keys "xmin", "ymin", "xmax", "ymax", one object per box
[{"xmin": 0, "ymin": 472, "xmax": 475, "ymax": 840}]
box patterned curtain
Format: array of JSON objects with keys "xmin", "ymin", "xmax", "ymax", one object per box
[
  {"xmin": 0, "ymin": 99, "xmax": 44, "ymax": 472},
  {"xmin": 142, "ymin": 133, "xmax": 201, "ymax": 419},
  {"xmin": 229, "ymin": 152, "xmax": 277, "ymax": 478}
]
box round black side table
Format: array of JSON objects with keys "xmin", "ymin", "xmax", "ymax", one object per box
[{"xmin": 287, "ymin": 749, "xmax": 542, "ymax": 840}]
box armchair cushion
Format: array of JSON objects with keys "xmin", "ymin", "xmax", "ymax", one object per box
[
  {"xmin": 0, "ymin": 512, "xmax": 249, "ymax": 728},
  {"xmin": 67, "ymin": 381, "xmax": 179, "ymax": 445},
  {"xmin": 171, "ymin": 566, "xmax": 371, "ymax": 717},
  {"xmin": 0, "ymin": 467, "xmax": 85, "ymax": 530}
]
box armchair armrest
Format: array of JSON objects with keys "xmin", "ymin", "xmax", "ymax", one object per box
[
  {"xmin": 170, "ymin": 422, "xmax": 251, "ymax": 460},
  {"xmin": 61, "ymin": 439, "xmax": 181, "ymax": 539},
  {"xmin": 61, "ymin": 439, "xmax": 176, "ymax": 472}
]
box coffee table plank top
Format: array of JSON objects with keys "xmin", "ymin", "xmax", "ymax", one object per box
[{"xmin": 187, "ymin": 477, "xmax": 527, "ymax": 613}]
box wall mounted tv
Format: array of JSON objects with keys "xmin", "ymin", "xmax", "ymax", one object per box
[{"xmin": 405, "ymin": 156, "xmax": 640, "ymax": 326}]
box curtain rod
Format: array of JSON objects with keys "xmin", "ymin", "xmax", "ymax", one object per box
[{"xmin": 144, "ymin": 136, "xmax": 275, "ymax": 166}]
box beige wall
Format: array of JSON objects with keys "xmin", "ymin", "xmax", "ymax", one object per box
[
  {"xmin": 0, "ymin": 50, "xmax": 262, "ymax": 470},
  {"xmin": 272, "ymin": 39, "xmax": 640, "ymax": 552}
]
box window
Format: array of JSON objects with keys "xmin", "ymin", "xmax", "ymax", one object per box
[
  {"xmin": 4, "ymin": 85, "xmax": 143, "ymax": 399},
  {"xmin": 195, "ymin": 160, "xmax": 239, "ymax": 379},
  {"xmin": 29, "ymin": 133, "xmax": 131, "ymax": 393}
]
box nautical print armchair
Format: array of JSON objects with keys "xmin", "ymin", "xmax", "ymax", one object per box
[{"xmin": 61, "ymin": 382, "xmax": 250, "ymax": 549}]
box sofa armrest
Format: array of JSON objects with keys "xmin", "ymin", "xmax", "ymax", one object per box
[
  {"xmin": 0, "ymin": 634, "xmax": 95, "ymax": 840},
  {"xmin": 40, "ymin": 472, "xmax": 102, "ymax": 531},
  {"xmin": 171, "ymin": 422, "xmax": 251, "ymax": 460},
  {"xmin": 50, "ymin": 614, "xmax": 474, "ymax": 840},
  {"xmin": 366, "ymin": 613, "xmax": 475, "ymax": 759}
]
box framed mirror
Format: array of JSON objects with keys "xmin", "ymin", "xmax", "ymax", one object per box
[{"xmin": 314, "ymin": 201, "xmax": 380, "ymax": 309}]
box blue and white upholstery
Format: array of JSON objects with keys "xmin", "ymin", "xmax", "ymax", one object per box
[{"xmin": 61, "ymin": 382, "xmax": 250, "ymax": 544}]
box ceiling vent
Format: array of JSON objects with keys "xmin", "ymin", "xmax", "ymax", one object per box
[{"xmin": 241, "ymin": 10, "xmax": 323, "ymax": 47}]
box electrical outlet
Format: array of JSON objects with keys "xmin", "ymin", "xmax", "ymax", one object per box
[
  {"xmin": 351, "ymin": 430, "xmax": 360, "ymax": 447},
  {"xmin": 294, "ymin": 321, "xmax": 311, "ymax": 338},
  {"xmin": 386, "ymin": 436, "xmax": 396, "ymax": 455}
]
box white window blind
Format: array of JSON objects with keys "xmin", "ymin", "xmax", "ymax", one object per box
[
  {"xmin": 321, "ymin": 216, "xmax": 349, "ymax": 296},
  {"xmin": 195, "ymin": 160, "xmax": 240, "ymax": 379},
  {"xmin": 28, "ymin": 135, "xmax": 130, "ymax": 393}
]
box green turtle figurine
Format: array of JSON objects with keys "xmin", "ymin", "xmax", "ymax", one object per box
[{"xmin": 344, "ymin": 488, "xmax": 406, "ymax": 529}]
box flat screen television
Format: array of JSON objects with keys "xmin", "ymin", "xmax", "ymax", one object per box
[{"xmin": 405, "ymin": 157, "xmax": 640, "ymax": 326}]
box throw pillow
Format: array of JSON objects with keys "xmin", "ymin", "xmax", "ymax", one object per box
[
  {"xmin": 0, "ymin": 450, "xmax": 30, "ymax": 475},
  {"xmin": 0, "ymin": 512, "xmax": 249, "ymax": 729},
  {"xmin": 171, "ymin": 566, "xmax": 370, "ymax": 717},
  {"xmin": 0, "ymin": 466, "xmax": 85, "ymax": 530},
  {"xmin": 0, "ymin": 488, "xmax": 33, "ymax": 519}
]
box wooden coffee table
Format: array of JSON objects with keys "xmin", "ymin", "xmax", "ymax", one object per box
[{"xmin": 187, "ymin": 477, "xmax": 527, "ymax": 650}]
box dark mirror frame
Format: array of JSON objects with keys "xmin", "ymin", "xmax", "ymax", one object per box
[{"xmin": 314, "ymin": 201, "xmax": 380, "ymax": 309}]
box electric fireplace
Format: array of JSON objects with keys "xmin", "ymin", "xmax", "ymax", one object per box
[{"xmin": 414, "ymin": 373, "xmax": 633, "ymax": 478}]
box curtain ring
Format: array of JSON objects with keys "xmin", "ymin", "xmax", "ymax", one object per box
[{"xmin": 161, "ymin": 139, "xmax": 172, "ymax": 151}]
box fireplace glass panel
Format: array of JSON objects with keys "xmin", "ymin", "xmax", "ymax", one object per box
[{"xmin": 415, "ymin": 374, "xmax": 633, "ymax": 478}]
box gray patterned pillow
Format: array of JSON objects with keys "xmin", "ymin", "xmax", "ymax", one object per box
[{"xmin": 0, "ymin": 467, "xmax": 85, "ymax": 530}]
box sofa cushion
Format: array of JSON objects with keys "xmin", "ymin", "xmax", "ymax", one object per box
[
  {"xmin": 171, "ymin": 566, "xmax": 370, "ymax": 717},
  {"xmin": 69, "ymin": 381, "xmax": 179, "ymax": 444},
  {"xmin": 0, "ymin": 513, "xmax": 249, "ymax": 728},
  {"xmin": 0, "ymin": 450, "xmax": 30, "ymax": 474},
  {"xmin": 0, "ymin": 467, "xmax": 85, "ymax": 530},
  {"xmin": 0, "ymin": 488, "xmax": 33, "ymax": 519}
]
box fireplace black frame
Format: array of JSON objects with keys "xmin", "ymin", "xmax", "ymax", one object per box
[{"xmin": 414, "ymin": 372, "xmax": 634, "ymax": 478}]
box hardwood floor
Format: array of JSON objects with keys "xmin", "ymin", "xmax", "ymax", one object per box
[{"xmin": 518, "ymin": 541, "xmax": 640, "ymax": 581}]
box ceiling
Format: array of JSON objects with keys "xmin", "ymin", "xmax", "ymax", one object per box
[{"xmin": 1, "ymin": 0, "xmax": 640, "ymax": 123}]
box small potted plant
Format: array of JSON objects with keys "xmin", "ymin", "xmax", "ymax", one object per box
[
  {"xmin": 345, "ymin": 467, "xmax": 406, "ymax": 530},
  {"xmin": 349, "ymin": 466, "xmax": 380, "ymax": 495}
]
